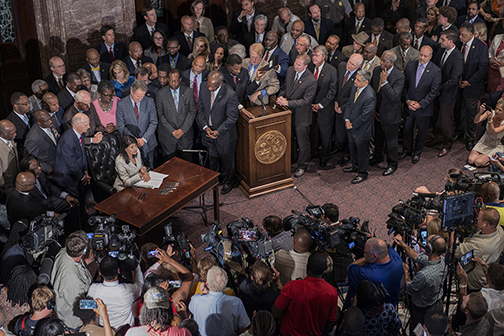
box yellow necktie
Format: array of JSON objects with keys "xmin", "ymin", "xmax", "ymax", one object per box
[
  {"xmin": 356, "ymin": 22, "xmax": 361, "ymax": 34},
  {"xmin": 91, "ymin": 66, "xmax": 100, "ymax": 71},
  {"xmin": 315, "ymin": 22, "xmax": 320, "ymax": 41},
  {"xmin": 354, "ymin": 90, "xmax": 359, "ymax": 103},
  {"xmin": 373, "ymin": 35, "xmax": 377, "ymax": 45}
]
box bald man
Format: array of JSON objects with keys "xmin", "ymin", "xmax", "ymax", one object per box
[
  {"xmin": 175, "ymin": 15, "xmax": 206, "ymax": 57},
  {"xmin": 62, "ymin": 90, "xmax": 104, "ymax": 144},
  {"xmin": 81, "ymin": 48, "xmax": 110, "ymax": 85},
  {"xmin": 393, "ymin": 18, "xmax": 412, "ymax": 47},
  {"xmin": 0, "ymin": 120, "xmax": 19, "ymax": 186},
  {"xmin": 481, "ymin": 182, "xmax": 504, "ymax": 227},
  {"xmin": 122, "ymin": 41, "xmax": 153, "ymax": 75},
  {"xmin": 44, "ymin": 56, "xmax": 67, "ymax": 94},
  {"xmin": 24, "ymin": 110, "xmax": 58, "ymax": 175},
  {"xmin": 345, "ymin": 237, "xmax": 403, "ymax": 308},
  {"xmin": 271, "ymin": 7, "xmax": 300, "ymax": 37},
  {"xmin": 274, "ymin": 228, "xmax": 313, "ymax": 286},
  {"xmin": 6, "ymin": 172, "xmax": 45, "ymax": 225}
]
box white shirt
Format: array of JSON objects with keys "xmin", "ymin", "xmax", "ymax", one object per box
[
  {"xmin": 372, "ymin": 33, "xmax": 381, "ymax": 46},
  {"xmin": 129, "ymin": 56, "xmax": 139, "ymax": 68},
  {"xmin": 42, "ymin": 127, "xmax": 57, "ymax": 145},
  {"xmin": 13, "ymin": 111, "xmax": 28, "ymax": 124},
  {"xmin": 414, "ymin": 35, "xmax": 424, "ymax": 49},
  {"xmin": 66, "ymin": 86, "xmax": 76, "ymax": 98},
  {"xmin": 462, "ymin": 37, "xmax": 475, "ymax": 62},
  {"xmin": 256, "ymin": 31, "xmax": 265, "ymax": 43},
  {"xmin": 442, "ymin": 45, "xmax": 456, "ymax": 64},
  {"xmin": 190, "ymin": 70, "xmax": 202, "ymax": 90},
  {"xmin": 355, "ymin": 18, "xmax": 364, "ymax": 28},
  {"xmin": 87, "ymin": 265, "xmax": 143, "ymax": 329}
]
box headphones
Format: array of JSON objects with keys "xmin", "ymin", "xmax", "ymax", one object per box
[
  {"xmin": 73, "ymin": 235, "xmax": 88, "ymax": 256},
  {"xmin": 47, "ymin": 296, "xmax": 55, "ymax": 310},
  {"xmin": 424, "ymin": 235, "xmax": 446, "ymax": 255}
]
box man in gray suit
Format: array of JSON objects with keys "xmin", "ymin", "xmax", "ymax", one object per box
[
  {"xmin": 343, "ymin": 69, "xmax": 376, "ymax": 184},
  {"xmin": 156, "ymin": 69, "xmax": 196, "ymax": 162},
  {"xmin": 391, "ymin": 32, "xmax": 419, "ymax": 72},
  {"xmin": 24, "ymin": 110, "xmax": 58, "ymax": 175},
  {"xmin": 277, "ymin": 54, "xmax": 317, "ymax": 178},
  {"xmin": 0, "ymin": 120, "xmax": 19, "ymax": 186},
  {"xmin": 117, "ymin": 80, "xmax": 158, "ymax": 168}
]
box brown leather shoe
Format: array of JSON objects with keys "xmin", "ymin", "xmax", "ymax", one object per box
[{"xmin": 438, "ymin": 148, "xmax": 450, "ymax": 157}]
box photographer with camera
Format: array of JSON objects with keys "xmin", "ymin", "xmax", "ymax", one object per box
[
  {"xmin": 345, "ymin": 238, "xmax": 403, "ymax": 308},
  {"xmin": 480, "ymin": 181, "xmax": 504, "ymax": 227},
  {"xmin": 394, "ymin": 234, "xmax": 448, "ymax": 335},
  {"xmin": 87, "ymin": 255, "xmax": 144, "ymax": 329},
  {"xmin": 262, "ymin": 215, "xmax": 293, "ymax": 252},
  {"xmin": 454, "ymin": 207, "xmax": 504, "ymax": 292},
  {"xmin": 50, "ymin": 230, "xmax": 93, "ymax": 331},
  {"xmin": 13, "ymin": 286, "xmax": 54, "ymax": 336},
  {"xmin": 274, "ymin": 228, "xmax": 312, "ymax": 285}
]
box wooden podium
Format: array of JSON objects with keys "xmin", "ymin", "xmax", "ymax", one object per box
[{"xmin": 236, "ymin": 101, "xmax": 294, "ymax": 198}]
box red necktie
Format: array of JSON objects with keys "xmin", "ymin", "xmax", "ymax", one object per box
[
  {"xmin": 314, "ymin": 67, "xmax": 319, "ymax": 80},
  {"xmin": 414, "ymin": 39, "xmax": 419, "ymax": 50},
  {"xmin": 264, "ymin": 50, "xmax": 269, "ymax": 61},
  {"xmin": 233, "ymin": 75, "xmax": 236, "ymax": 85},
  {"xmin": 193, "ymin": 75, "xmax": 198, "ymax": 110},
  {"xmin": 134, "ymin": 103, "xmax": 139, "ymax": 122},
  {"xmin": 109, "ymin": 47, "xmax": 114, "ymax": 62},
  {"xmin": 342, "ymin": 71, "xmax": 350, "ymax": 88},
  {"xmin": 79, "ymin": 136, "xmax": 83, "ymax": 148}
]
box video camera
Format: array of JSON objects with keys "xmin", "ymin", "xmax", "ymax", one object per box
[
  {"xmin": 164, "ymin": 223, "xmax": 192, "ymax": 268},
  {"xmin": 201, "ymin": 222, "xmax": 243, "ymax": 268},
  {"xmin": 20, "ymin": 214, "xmax": 66, "ymax": 254},
  {"xmin": 227, "ymin": 217, "xmax": 273, "ymax": 260},
  {"xmin": 446, "ymin": 172, "xmax": 504, "ymax": 199}
]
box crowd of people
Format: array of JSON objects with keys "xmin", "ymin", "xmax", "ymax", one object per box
[{"xmin": 3, "ymin": 0, "xmax": 504, "ymax": 334}]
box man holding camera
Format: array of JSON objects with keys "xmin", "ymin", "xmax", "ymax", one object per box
[{"xmin": 394, "ymin": 234, "xmax": 448, "ymax": 335}]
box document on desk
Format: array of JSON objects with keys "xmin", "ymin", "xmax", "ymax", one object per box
[{"xmin": 135, "ymin": 172, "xmax": 169, "ymax": 189}]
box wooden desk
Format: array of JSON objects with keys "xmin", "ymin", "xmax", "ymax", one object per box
[{"xmin": 94, "ymin": 157, "xmax": 220, "ymax": 236}]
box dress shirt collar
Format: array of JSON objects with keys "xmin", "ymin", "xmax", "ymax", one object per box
[
  {"xmin": 130, "ymin": 95, "xmax": 141, "ymax": 108},
  {"xmin": 356, "ymin": 84, "xmax": 367, "ymax": 95},
  {"xmin": 105, "ymin": 42, "xmax": 115, "ymax": 49},
  {"xmin": 73, "ymin": 127, "xmax": 82, "ymax": 139},
  {"xmin": 415, "ymin": 35, "xmax": 424, "ymax": 45},
  {"xmin": 316, "ymin": 62, "xmax": 325, "ymax": 74},
  {"xmin": 169, "ymin": 53, "xmax": 179, "ymax": 64},
  {"xmin": 465, "ymin": 37, "xmax": 475, "ymax": 49},
  {"xmin": 0, "ymin": 137, "xmax": 10, "ymax": 145},
  {"xmin": 387, "ymin": 66, "xmax": 394, "ymax": 75},
  {"xmin": 191, "ymin": 70, "xmax": 202, "ymax": 81},
  {"xmin": 445, "ymin": 45, "xmax": 456, "ymax": 57},
  {"xmin": 245, "ymin": 10, "xmax": 255, "ymax": 22},
  {"xmin": 296, "ymin": 68, "xmax": 307, "ymax": 78},
  {"xmin": 170, "ymin": 87, "xmax": 180, "ymax": 96},
  {"xmin": 13, "ymin": 111, "xmax": 27, "ymax": 122},
  {"xmin": 66, "ymin": 86, "xmax": 76, "ymax": 97},
  {"xmin": 130, "ymin": 56, "xmax": 139, "ymax": 67},
  {"xmin": 184, "ymin": 31, "xmax": 194, "ymax": 39},
  {"xmin": 212, "ymin": 85, "xmax": 222, "ymax": 98},
  {"xmin": 468, "ymin": 15, "xmax": 477, "ymax": 23},
  {"xmin": 443, "ymin": 23, "xmax": 453, "ymax": 31},
  {"xmin": 53, "ymin": 73, "xmax": 62, "ymax": 82},
  {"xmin": 418, "ymin": 61, "xmax": 429, "ymax": 69}
]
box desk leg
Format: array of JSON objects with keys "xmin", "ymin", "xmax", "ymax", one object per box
[{"xmin": 213, "ymin": 185, "xmax": 220, "ymax": 223}]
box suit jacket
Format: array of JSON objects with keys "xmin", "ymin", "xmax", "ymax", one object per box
[
  {"xmin": 266, "ymin": 46, "xmax": 289, "ymax": 79},
  {"xmin": 336, "ymin": 63, "xmax": 359, "ymax": 112},
  {"xmin": 62, "ymin": 104, "xmax": 105, "ymax": 144},
  {"xmin": 433, "ymin": 47, "xmax": 464, "ymax": 104},
  {"xmin": 278, "ymin": 67, "xmax": 317, "ymax": 127},
  {"xmin": 371, "ymin": 66, "xmax": 405, "ymax": 124},
  {"xmin": 455, "ymin": 38, "xmax": 489, "ymax": 98},
  {"xmin": 403, "ymin": 60, "xmax": 441, "ymax": 117},
  {"xmin": 122, "ymin": 55, "xmax": 154, "ymax": 75},
  {"xmin": 196, "ymin": 83, "xmax": 239, "ymax": 148},
  {"xmin": 242, "ymin": 59, "xmax": 280, "ymax": 105},
  {"xmin": 279, "ymin": 33, "xmax": 319, "ymax": 55},
  {"xmin": 51, "ymin": 107, "xmax": 64, "ymax": 134},
  {"xmin": 156, "ymin": 84, "xmax": 196, "ymax": 155},
  {"xmin": 343, "ymin": 85, "xmax": 377, "ymax": 141},
  {"xmin": 229, "ymin": 8, "xmax": 268, "ymax": 45},
  {"xmin": 24, "ymin": 124, "xmax": 57, "ymax": 174},
  {"xmin": 361, "ymin": 55, "xmax": 382, "ymax": 73},
  {"xmin": 343, "ymin": 17, "xmax": 371, "ymax": 46},
  {"xmin": 0, "ymin": 139, "xmax": 18, "ymax": 186},
  {"xmin": 242, "ymin": 31, "xmax": 267, "ymax": 51},
  {"xmin": 456, "ymin": 15, "xmax": 486, "ymax": 28},
  {"xmin": 413, "ymin": 35, "xmax": 437, "ymax": 55},
  {"xmin": 432, "ymin": 25, "xmax": 459, "ymax": 41},
  {"xmin": 391, "ymin": 45, "xmax": 419, "ymax": 72},
  {"xmin": 170, "ymin": 53, "xmax": 192, "ymax": 71},
  {"xmin": 365, "ymin": 30, "xmax": 394, "ymax": 57},
  {"xmin": 7, "ymin": 111, "xmax": 32, "ymax": 160},
  {"xmin": 53, "ymin": 128, "xmax": 87, "ymax": 197},
  {"xmin": 327, "ymin": 49, "xmax": 348, "ymax": 70},
  {"xmin": 30, "ymin": 172, "xmax": 68, "ymax": 212},
  {"xmin": 29, "ymin": 95, "xmax": 43, "ymax": 114},
  {"xmin": 57, "ymin": 88, "xmax": 75, "ymax": 111},
  {"xmin": 81, "ymin": 62, "xmax": 111, "ymax": 85},
  {"xmin": 95, "ymin": 41, "xmax": 128, "ymax": 64},
  {"xmin": 174, "ymin": 31, "xmax": 206, "ymax": 57},
  {"xmin": 133, "ymin": 22, "xmax": 170, "ymax": 50},
  {"xmin": 6, "ymin": 190, "xmax": 45, "ymax": 225},
  {"xmin": 116, "ymin": 95, "xmax": 158, "ymax": 154},
  {"xmin": 44, "ymin": 73, "xmax": 68, "ymax": 95},
  {"xmin": 220, "ymin": 66, "xmax": 251, "ymax": 105},
  {"xmin": 308, "ymin": 62, "xmax": 337, "ymax": 117},
  {"xmin": 304, "ymin": 17, "xmax": 334, "ymax": 45},
  {"xmin": 289, "ymin": 50, "xmax": 313, "ymax": 67},
  {"xmin": 181, "ymin": 69, "xmax": 210, "ymax": 88}
]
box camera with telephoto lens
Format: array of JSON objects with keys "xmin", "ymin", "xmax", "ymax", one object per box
[
  {"xmin": 445, "ymin": 172, "xmax": 504, "ymax": 199},
  {"xmin": 164, "ymin": 223, "xmax": 192, "ymax": 268},
  {"xmin": 227, "ymin": 217, "xmax": 273, "ymax": 260},
  {"xmin": 201, "ymin": 222, "xmax": 242, "ymax": 268},
  {"xmin": 20, "ymin": 214, "xmax": 66, "ymax": 254}
]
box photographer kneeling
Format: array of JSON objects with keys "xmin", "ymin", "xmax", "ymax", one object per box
[{"xmin": 394, "ymin": 234, "xmax": 448, "ymax": 335}]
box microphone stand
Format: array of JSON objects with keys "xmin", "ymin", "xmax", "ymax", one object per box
[{"xmin": 258, "ymin": 94, "xmax": 267, "ymax": 117}]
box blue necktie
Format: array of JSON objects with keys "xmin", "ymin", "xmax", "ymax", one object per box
[{"xmin": 23, "ymin": 114, "xmax": 30, "ymax": 128}]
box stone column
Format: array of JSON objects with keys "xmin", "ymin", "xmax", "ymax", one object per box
[{"xmin": 32, "ymin": 0, "xmax": 136, "ymax": 75}]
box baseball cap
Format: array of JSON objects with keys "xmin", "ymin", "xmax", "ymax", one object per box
[{"xmin": 144, "ymin": 287, "xmax": 171, "ymax": 309}]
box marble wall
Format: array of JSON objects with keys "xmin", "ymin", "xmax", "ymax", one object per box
[{"xmin": 32, "ymin": 0, "xmax": 136, "ymax": 76}]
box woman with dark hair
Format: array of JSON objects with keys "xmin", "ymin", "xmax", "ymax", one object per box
[
  {"xmin": 355, "ymin": 280, "xmax": 402, "ymax": 335},
  {"xmin": 144, "ymin": 29, "xmax": 169, "ymax": 66},
  {"xmin": 93, "ymin": 80, "xmax": 119, "ymax": 132},
  {"xmin": 0, "ymin": 265, "xmax": 37, "ymax": 327},
  {"xmin": 33, "ymin": 318, "xmax": 65, "ymax": 336},
  {"xmin": 113, "ymin": 135, "xmax": 150, "ymax": 191},
  {"xmin": 240, "ymin": 310, "xmax": 276, "ymax": 336},
  {"xmin": 206, "ymin": 43, "xmax": 227, "ymax": 72}
]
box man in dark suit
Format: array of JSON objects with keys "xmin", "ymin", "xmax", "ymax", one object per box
[
  {"xmin": 456, "ymin": 22, "xmax": 489, "ymax": 151},
  {"xmin": 182, "ymin": 56, "xmax": 210, "ymax": 105},
  {"xmin": 429, "ymin": 30, "xmax": 464, "ymax": 157},
  {"xmin": 343, "ymin": 3, "xmax": 371, "ymax": 46},
  {"xmin": 413, "ymin": 18, "xmax": 437, "ymax": 52},
  {"xmin": 220, "ymin": 54, "xmax": 251, "ymax": 107},
  {"xmin": 288, "ymin": 35, "xmax": 313, "ymax": 66},
  {"xmin": 95, "ymin": 25, "xmax": 128, "ymax": 64},
  {"xmin": 133, "ymin": 5, "xmax": 170, "ymax": 50},
  {"xmin": 122, "ymin": 42, "xmax": 154, "ymax": 75},
  {"xmin": 7, "ymin": 92, "xmax": 33, "ymax": 161},
  {"xmin": 24, "ymin": 110, "xmax": 58, "ymax": 175},
  {"xmin": 210, "ymin": 26, "xmax": 239, "ymax": 51},
  {"xmin": 304, "ymin": 3, "xmax": 334, "ymax": 45},
  {"xmin": 370, "ymin": 51, "xmax": 405, "ymax": 176},
  {"xmin": 432, "ymin": 6, "xmax": 459, "ymax": 41},
  {"xmin": 335, "ymin": 54, "xmax": 363, "ymax": 164},
  {"xmin": 343, "ymin": 69, "xmax": 376, "ymax": 184},
  {"xmin": 6, "ymin": 172, "xmax": 45, "ymax": 225},
  {"xmin": 81, "ymin": 48, "xmax": 110, "ymax": 85},
  {"xmin": 456, "ymin": 1, "xmax": 485, "ymax": 27},
  {"xmin": 42, "ymin": 92, "xmax": 64, "ymax": 133},
  {"xmin": 277, "ymin": 54, "xmax": 317, "ymax": 178},
  {"xmin": 121, "ymin": 67, "xmax": 157, "ymax": 99},
  {"xmin": 20, "ymin": 155, "xmax": 78, "ymax": 214},
  {"xmin": 57, "ymin": 72, "xmax": 82, "ymax": 112},
  {"xmin": 348, "ymin": 0, "xmax": 375, "ymax": 19},
  {"xmin": 117, "ymin": 80, "xmax": 158, "ymax": 168},
  {"xmin": 62, "ymin": 90, "xmax": 104, "ymax": 145},
  {"xmin": 166, "ymin": 38, "xmax": 191, "ymax": 71},
  {"xmin": 365, "ymin": 18, "xmax": 393, "ymax": 57},
  {"xmin": 242, "ymin": 14, "xmax": 268, "ymax": 50},
  {"xmin": 53, "ymin": 113, "xmax": 91, "ymax": 198},
  {"xmin": 400, "ymin": 46, "xmax": 441, "ymax": 163},
  {"xmin": 325, "ymin": 35, "xmax": 348, "ymax": 69},
  {"xmin": 309, "ymin": 46, "xmax": 337, "ymax": 167},
  {"xmin": 156, "ymin": 69, "xmax": 196, "ymax": 162},
  {"xmin": 44, "ymin": 56, "xmax": 67, "ymax": 94},
  {"xmin": 392, "ymin": 18, "xmax": 412, "ymax": 47},
  {"xmin": 175, "ymin": 16, "xmax": 206, "ymax": 57},
  {"xmin": 197, "ymin": 71, "xmax": 239, "ymax": 194},
  {"xmin": 230, "ymin": 0, "xmax": 267, "ymax": 46},
  {"xmin": 263, "ymin": 31, "xmax": 289, "ymax": 85}
]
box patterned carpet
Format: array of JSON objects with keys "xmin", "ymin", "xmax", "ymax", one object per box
[{"xmin": 167, "ymin": 140, "xmax": 484, "ymax": 256}]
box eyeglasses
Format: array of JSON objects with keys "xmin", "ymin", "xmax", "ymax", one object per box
[
  {"xmin": 100, "ymin": 93, "xmax": 113, "ymax": 97},
  {"xmin": 167, "ymin": 46, "xmax": 179, "ymax": 50},
  {"xmin": 53, "ymin": 64, "xmax": 65, "ymax": 68}
]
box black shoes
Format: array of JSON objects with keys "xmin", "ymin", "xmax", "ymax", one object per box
[
  {"xmin": 338, "ymin": 155, "xmax": 350, "ymax": 165},
  {"xmin": 343, "ymin": 166, "xmax": 358, "ymax": 173},
  {"xmin": 466, "ymin": 141, "xmax": 474, "ymax": 151},
  {"xmin": 351, "ymin": 175, "xmax": 367, "ymax": 184},
  {"xmin": 383, "ymin": 167, "xmax": 397, "ymax": 176},
  {"xmin": 398, "ymin": 152, "xmax": 411, "ymax": 160},
  {"xmin": 221, "ymin": 184, "xmax": 233, "ymax": 195},
  {"xmin": 412, "ymin": 155, "xmax": 421, "ymax": 164},
  {"xmin": 319, "ymin": 159, "xmax": 328, "ymax": 167}
]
